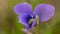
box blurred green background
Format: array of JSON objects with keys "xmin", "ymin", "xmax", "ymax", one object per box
[{"xmin": 0, "ymin": 0, "xmax": 60, "ymax": 34}]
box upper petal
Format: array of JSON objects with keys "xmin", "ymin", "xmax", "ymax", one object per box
[
  {"xmin": 14, "ymin": 2, "xmax": 33, "ymax": 15},
  {"xmin": 34, "ymin": 4, "xmax": 55, "ymax": 22},
  {"xmin": 18, "ymin": 13, "xmax": 32, "ymax": 26}
]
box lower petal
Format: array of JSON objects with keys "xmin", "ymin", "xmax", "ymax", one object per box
[{"xmin": 32, "ymin": 19, "xmax": 37, "ymax": 28}]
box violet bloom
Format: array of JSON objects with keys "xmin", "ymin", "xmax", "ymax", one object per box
[{"xmin": 14, "ymin": 2, "xmax": 55, "ymax": 31}]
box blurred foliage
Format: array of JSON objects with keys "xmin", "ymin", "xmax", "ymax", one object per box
[{"xmin": 0, "ymin": 0, "xmax": 60, "ymax": 34}]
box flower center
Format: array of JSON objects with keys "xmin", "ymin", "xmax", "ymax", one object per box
[
  {"xmin": 29, "ymin": 19, "xmax": 34, "ymax": 24},
  {"xmin": 31, "ymin": 14, "xmax": 34, "ymax": 18},
  {"xmin": 28, "ymin": 16, "xmax": 40, "ymax": 25},
  {"xmin": 36, "ymin": 16, "xmax": 40, "ymax": 24}
]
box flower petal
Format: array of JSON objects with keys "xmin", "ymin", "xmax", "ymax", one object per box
[
  {"xmin": 18, "ymin": 13, "xmax": 32, "ymax": 26},
  {"xmin": 26, "ymin": 19, "xmax": 37, "ymax": 31},
  {"xmin": 34, "ymin": 4, "xmax": 55, "ymax": 22},
  {"xmin": 14, "ymin": 2, "xmax": 33, "ymax": 15},
  {"xmin": 26, "ymin": 23, "xmax": 32, "ymax": 31},
  {"xmin": 32, "ymin": 19, "xmax": 37, "ymax": 28}
]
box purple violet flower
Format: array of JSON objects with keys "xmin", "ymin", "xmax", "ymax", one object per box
[{"xmin": 14, "ymin": 2, "xmax": 55, "ymax": 31}]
